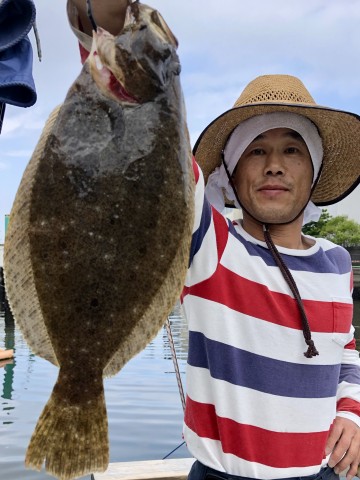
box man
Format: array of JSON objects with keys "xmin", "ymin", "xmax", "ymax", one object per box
[
  {"xmin": 186, "ymin": 76, "xmax": 360, "ymax": 480},
  {"xmin": 67, "ymin": 2, "xmax": 360, "ymax": 480}
]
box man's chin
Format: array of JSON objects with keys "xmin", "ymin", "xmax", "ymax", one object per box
[{"xmin": 245, "ymin": 207, "xmax": 302, "ymax": 225}]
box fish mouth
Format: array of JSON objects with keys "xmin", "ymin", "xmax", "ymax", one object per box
[{"xmin": 90, "ymin": 27, "xmax": 139, "ymax": 104}]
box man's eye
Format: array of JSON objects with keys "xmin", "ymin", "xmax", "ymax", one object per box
[
  {"xmin": 285, "ymin": 147, "xmax": 299, "ymax": 154},
  {"xmin": 251, "ymin": 148, "xmax": 264, "ymax": 155}
]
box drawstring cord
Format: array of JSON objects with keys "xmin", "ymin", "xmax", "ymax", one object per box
[{"xmin": 263, "ymin": 224, "xmax": 319, "ymax": 358}]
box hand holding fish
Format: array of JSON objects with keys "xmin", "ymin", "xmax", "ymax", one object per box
[{"xmin": 72, "ymin": 0, "xmax": 131, "ymax": 35}]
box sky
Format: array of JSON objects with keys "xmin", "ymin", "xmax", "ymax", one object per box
[{"xmin": 1, "ymin": 0, "xmax": 360, "ymax": 242}]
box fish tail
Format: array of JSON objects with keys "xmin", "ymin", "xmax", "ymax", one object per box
[{"xmin": 25, "ymin": 375, "xmax": 109, "ymax": 480}]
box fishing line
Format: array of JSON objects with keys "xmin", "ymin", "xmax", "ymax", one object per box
[
  {"xmin": 165, "ymin": 316, "xmax": 186, "ymax": 412},
  {"xmin": 162, "ymin": 441, "xmax": 186, "ymax": 460},
  {"xmin": 162, "ymin": 317, "xmax": 187, "ymax": 460}
]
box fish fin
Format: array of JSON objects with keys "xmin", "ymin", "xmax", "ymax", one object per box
[
  {"xmin": 4, "ymin": 106, "xmax": 63, "ymax": 367},
  {"xmin": 104, "ymin": 234, "xmax": 192, "ymax": 377},
  {"xmin": 25, "ymin": 371, "xmax": 109, "ymax": 480},
  {"xmin": 103, "ymin": 142, "xmax": 195, "ymax": 377}
]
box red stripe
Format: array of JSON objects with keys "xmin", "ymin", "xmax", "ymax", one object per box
[
  {"xmin": 182, "ymin": 204, "xmax": 228, "ymax": 303},
  {"xmin": 345, "ymin": 338, "xmax": 357, "ymax": 350},
  {"xmin": 193, "ymin": 157, "xmax": 200, "ymax": 183},
  {"xmin": 189, "ymin": 265, "xmax": 353, "ymax": 333},
  {"xmin": 185, "ymin": 396, "xmax": 328, "ymax": 468},
  {"xmin": 212, "ymin": 208, "xmax": 229, "ymax": 261},
  {"xmin": 337, "ymin": 398, "xmax": 360, "ymax": 417},
  {"xmin": 181, "ymin": 286, "xmax": 189, "ymax": 303}
]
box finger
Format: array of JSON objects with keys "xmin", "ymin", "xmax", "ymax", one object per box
[
  {"xmin": 331, "ymin": 437, "xmax": 359, "ymax": 473},
  {"xmin": 346, "ymin": 468, "xmax": 357, "ymax": 480},
  {"xmin": 345, "ymin": 456, "xmax": 360, "ymax": 480},
  {"xmin": 328, "ymin": 435, "xmax": 352, "ymax": 468},
  {"xmin": 326, "ymin": 422, "xmax": 343, "ymax": 455}
]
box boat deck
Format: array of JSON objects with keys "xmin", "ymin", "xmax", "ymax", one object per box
[{"xmin": 91, "ymin": 458, "xmax": 195, "ymax": 480}]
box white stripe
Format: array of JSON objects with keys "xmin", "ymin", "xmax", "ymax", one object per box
[
  {"xmin": 185, "ymin": 217, "xmax": 218, "ymax": 286},
  {"xmin": 183, "ymin": 427, "xmax": 328, "ymax": 479},
  {"xmin": 317, "ymin": 237, "xmax": 348, "ymax": 253},
  {"xmin": 221, "ymin": 233, "xmax": 352, "ymax": 301},
  {"xmin": 186, "ymin": 366, "xmax": 336, "ymax": 433},
  {"xmin": 185, "ymin": 295, "xmax": 347, "ymax": 365},
  {"xmin": 192, "ymin": 167, "xmax": 205, "ymax": 234},
  {"xmin": 342, "ymin": 346, "xmax": 360, "ymax": 365},
  {"xmin": 337, "ymin": 381, "xmax": 360, "ymax": 404},
  {"xmin": 336, "ymin": 412, "xmax": 360, "ymax": 428},
  {"xmin": 293, "ymin": 272, "xmax": 352, "ymax": 300}
]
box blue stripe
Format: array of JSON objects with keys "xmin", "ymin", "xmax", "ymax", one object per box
[
  {"xmin": 339, "ymin": 363, "xmax": 360, "ymax": 385},
  {"xmin": 228, "ymin": 223, "xmax": 350, "ymax": 275},
  {"xmin": 189, "ymin": 198, "xmax": 212, "ymax": 265},
  {"xmin": 188, "ymin": 331, "xmax": 340, "ymax": 398}
]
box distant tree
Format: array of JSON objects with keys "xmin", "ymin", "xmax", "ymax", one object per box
[
  {"xmin": 303, "ymin": 209, "xmax": 360, "ymax": 246},
  {"xmin": 302, "ymin": 209, "xmax": 332, "ymax": 237},
  {"xmin": 321, "ymin": 215, "xmax": 360, "ymax": 247}
]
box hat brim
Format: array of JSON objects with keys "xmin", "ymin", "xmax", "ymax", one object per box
[{"xmin": 193, "ymin": 102, "xmax": 360, "ymax": 206}]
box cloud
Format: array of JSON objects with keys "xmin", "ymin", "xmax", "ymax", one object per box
[
  {"xmin": 4, "ymin": 150, "xmax": 33, "ymax": 158},
  {"xmin": 1, "ymin": 106, "xmax": 46, "ymax": 138},
  {"xmin": 28, "ymin": 0, "xmax": 360, "ymax": 124},
  {"xmin": 1, "ymin": 0, "xmax": 360, "ymax": 241}
]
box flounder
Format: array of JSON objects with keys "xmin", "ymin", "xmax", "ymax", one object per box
[{"xmin": 4, "ymin": 2, "xmax": 194, "ymax": 479}]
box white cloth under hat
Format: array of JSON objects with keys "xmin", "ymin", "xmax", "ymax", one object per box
[{"xmin": 205, "ymin": 112, "xmax": 324, "ymax": 225}]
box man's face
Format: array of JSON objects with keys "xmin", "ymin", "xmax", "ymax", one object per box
[{"xmin": 232, "ymin": 127, "xmax": 313, "ymax": 224}]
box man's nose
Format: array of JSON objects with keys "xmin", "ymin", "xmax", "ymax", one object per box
[{"xmin": 264, "ymin": 151, "xmax": 285, "ymax": 176}]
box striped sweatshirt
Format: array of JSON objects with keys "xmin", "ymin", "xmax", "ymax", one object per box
[{"xmin": 182, "ymin": 160, "xmax": 360, "ymax": 479}]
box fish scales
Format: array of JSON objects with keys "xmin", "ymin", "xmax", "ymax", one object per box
[{"xmin": 4, "ymin": 3, "xmax": 194, "ymax": 479}]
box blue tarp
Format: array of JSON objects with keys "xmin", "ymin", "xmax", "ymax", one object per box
[{"xmin": 0, "ymin": 0, "xmax": 37, "ymax": 133}]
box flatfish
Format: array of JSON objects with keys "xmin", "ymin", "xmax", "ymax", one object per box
[{"xmin": 3, "ymin": 2, "xmax": 194, "ymax": 479}]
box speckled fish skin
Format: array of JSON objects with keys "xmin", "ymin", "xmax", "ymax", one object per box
[{"xmin": 3, "ymin": 3, "xmax": 194, "ymax": 479}]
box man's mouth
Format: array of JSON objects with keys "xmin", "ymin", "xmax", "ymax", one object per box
[{"xmin": 257, "ymin": 184, "xmax": 290, "ymax": 196}]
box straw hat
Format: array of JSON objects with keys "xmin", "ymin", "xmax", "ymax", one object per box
[{"xmin": 193, "ymin": 74, "xmax": 360, "ymax": 206}]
